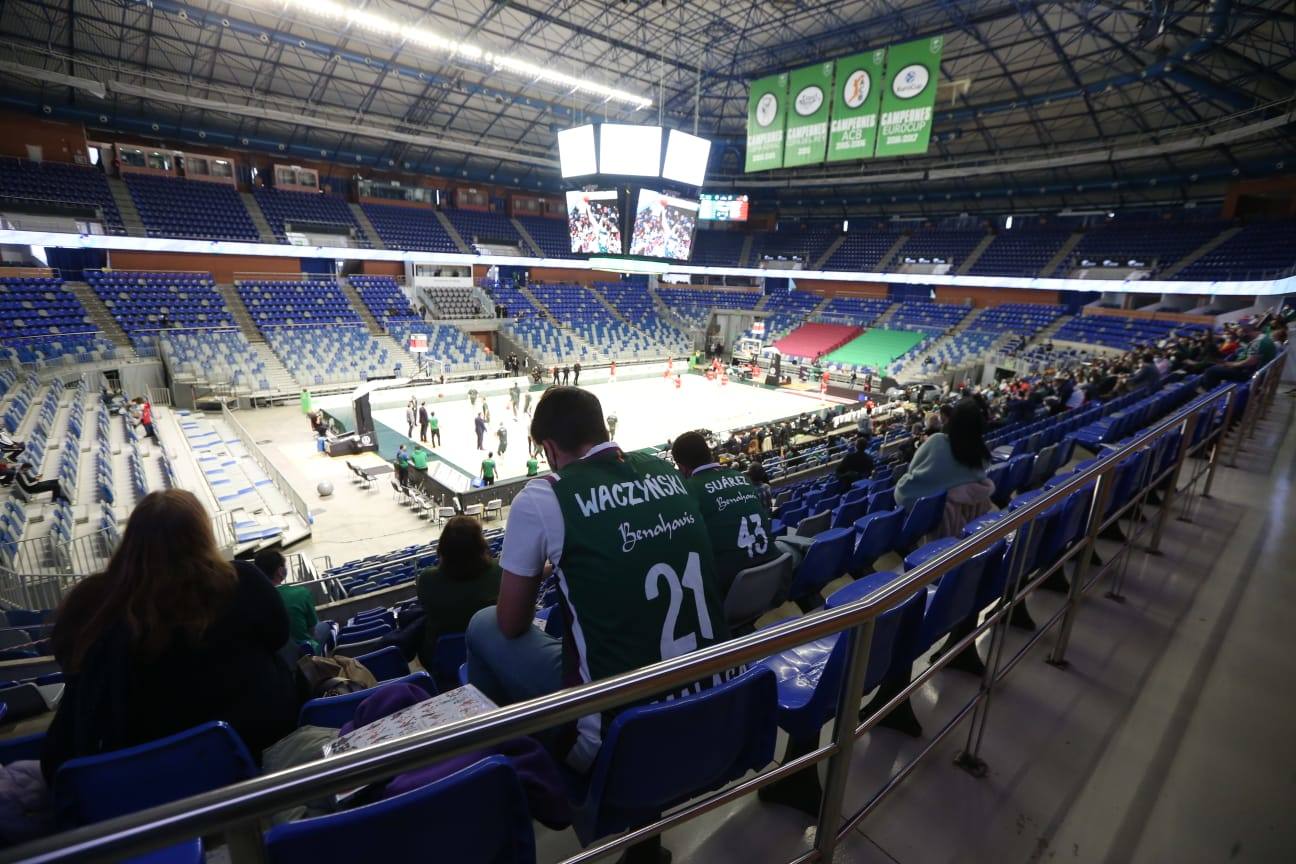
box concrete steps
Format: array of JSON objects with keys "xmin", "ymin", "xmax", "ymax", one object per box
[
  {"xmin": 877, "ymin": 235, "xmax": 911, "ymax": 271},
  {"xmin": 510, "ymin": 218, "xmax": 544, "ymax": 257},
  {"xmin": 65, "ymin": 281, "xmax": 133, "ymax": 350},
  {"xmin": 738, "ymin": 234, "xmax": 755, "ymax": 267},
  {"xmin": 812, "ymin": 235, "xmax": 847, "ymax": 270},
  {"xmin": 250, "ymin": 343, "xmax": 299, "ymax": 392},
  {"xmin": 338, "ymin": 278, "xmax": 382, "ymax": 335},
  {"xmin": 240, "ymin": 192, "xmax": 278, "ymax": 244},
  {"xmin": 218, "ymin": 285, "xmax": 264, "ymax": 343},
  {"xmin": 434, "ymin": 211, "xmax": 472, "ymax": 253},
  {"xmin": 1160, "ymin": 226, "xmax": 1242, "ymax": 278},
  {"xmin": 872, "ymin": 302, "xmax": 903, "ymax": 327},
  {"xmin": 1042, "ymin": 232, "xmax": 1084, "ymax": 277},
  {"xmin": 956, "ymin": 234, "xmax": 996, "ymax": 275},
  {"xmin": 349, "ymin": 204, "xmax": 386, "ymax": 250},
  {"xmin": 105, "ymin": 177, "xmax": 146, "ymax": 237},
  {"xmin": 517, "ymin": 285, "xmax": 563, "ymax": 328}
]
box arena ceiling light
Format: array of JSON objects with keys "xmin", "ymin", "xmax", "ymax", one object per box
[{"xmin": 267, "ymin": 0, "xmax": 652, "ymax": 110}]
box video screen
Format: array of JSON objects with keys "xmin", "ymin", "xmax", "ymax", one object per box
[
  {"xmin": 661, "ymin": 129, "xmax": 712, "ymax": 186},
  {"xmin": 558, "ymin": 125, "xmax": 597, "ymax": 178},
  {"xmin": 599, "ymin": 124, "xmax": 663, "ymax": 177},
  {"xmin": 628, "ymin": 190, "xmax": 699, "ymax": 261},
  {"xmin": 699, "ymin": 193, "xmax": 749, "ymax": 222},
  {"xmin": 566, "ymin": 190, "xmax": 623, "ymax": 255}
]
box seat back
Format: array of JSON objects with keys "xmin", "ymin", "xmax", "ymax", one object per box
[
  {"xmin": 723, "ymin": 552, "xmax": 794, "ymax": 631},
  {"xmin": 896, "ymin": 491, "xmax": 947, "ymax": 552},
  {"xmin": 902, "ymin": 538, "xmax": 981, "ymax": 654},
  {"xmin": 866, "ymin": 486, "xmax": 895, "ymax": 514},
  {"xmin": 54, "ymin": 722, "xmax": 257, "ymax": 828},
  {"xmin": 793, "ymin": 509, "xmax": 831, "ymax": 538},
  {"xmin": 298, "ymin": 672, "xmax": 437, "ymax": 728},
  {"xmin": 431, "ymin": 633, "xmax": 468, "ymax": 692},
  {"xmin": 787, "ymin": 526, "xmax": 855, "ymax": 602},
  {"xmin": 848, "ymin": 507, "xmax": 904, "ymax": 574},
  {"xmin": 353, "ymin": 645, "xmax": 410, "ymax": 682},
  {"xmin": 264, "ymin": 756, "xmax": 536, "ymax": 864},
  {"xmin": 578, "ymin": 666, "xmax": 777, "ymax": 842}
]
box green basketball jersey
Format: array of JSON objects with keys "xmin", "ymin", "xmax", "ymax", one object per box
[
  {"xmin": 684, "ymin": 466, "xmax": 775, "ymax": 593},
  {"xmin": 551, "ymin": 450, "xmax": 729, "ymax": 687}
]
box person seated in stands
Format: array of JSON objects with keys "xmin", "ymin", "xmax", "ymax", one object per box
[
  {"xmin": 835, "ymin": 433, "xmax": 876, "ymax": 487},
  {"xmin": 5, "ymin": 460, "xmax": 70, "ymax": 503},
  {"xmin": 416, "ymin": 515, "xmax": 502, "ymax": 672},
  {"xmin": 671, "ymin": 431, "xmax": 776, "ymax": 595},
  {"xmin": 1125, "ymin": 353, "xmax": 1161, "ymax": 393},
  {"xmin": 0, "ymin": 429, "xmax": 24, "ymax": 458},
  {"xmin": 746, "ymin": 462, "xmax": 774, "ymax": 512},
  {"xmin": 1198, "ymin": 321, "xmax": 1277, "ymax": 392},
  {"xmin": 42, "ymin": 489, "xmax": 299, "ymax": 780},
  {"xmin": 255, "ymin": 548, "xmax": 323, "ymax": 654},
  {"xmin": 895, "ymin": 398, "xmax": 993, "ymax": 517},
  {"xmin": 466, "ymin": 387, "xmax": 729, "ymax": 773}
]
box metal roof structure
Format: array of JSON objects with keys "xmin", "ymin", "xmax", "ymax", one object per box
[{"xmin": 1, "ymin": 0, "xmax": 1292, "ymax": 216}]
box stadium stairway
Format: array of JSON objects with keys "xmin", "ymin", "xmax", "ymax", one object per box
[
  {"xmin": 869, "ymin": 301, "xmax": 904, "ymax": 327},
  {"xmin": 738, "ymin": 234, "xmax": 755, "ymax": 267},
  {"xmin": 876, "ymin": 234, "xmax": 911, "ymax": 270},
  {"xmin": 433, "ymin": 210, "xmax": 472, "ymax": 253},
  {"xmin": 955, "ymin": 234, "xmax": 996, "ymax": 275},
  {"xmin": 240, "ymin": 192, "xmax": 279, "ymax": 244},
  {"xmin": 104, "ymin": 177, "xmax": 146, "ymax": 238},
  {"xmin": 348, "ymin": 204, "xmax": 386, "ymax": 250},
  {"xmin": 517, "ymin": 284, "xmax": 563, "ymax": 328},
  {"xmin": 171, "ymin": 410, "xmax": 310, "ymax": 549},
  {"xmin": 1041, "ymin": 231, "xmax": 1084, "ymax": 276},
  {"xmin": 218, "ymin": 285, "xmax": 265, "ymax": 342},
  {"xmin": 811, "ymin": 235, "xmax": 848, "ymax": 269},
  {"xmin": 1159, "ymin": 226, "xmax": 1243, "ymax": 279},
  {"xmin": 510, "ymin": 218, "xmax": 544, "ymax": 257},
  {"xmin": 248, "ymin": 344, "xmax": 300, "ymax": 393},
  {"xmin": 587, "ymin": 287, "xmax": 632, "ymax": 325},
  {"xmin": 647, "ymin": 286, "xmax": 698, "ymax": 335},
  {"xmin": 63, "ymin": 282, "xmax": 133, "ymax": 352},
  {"xmin": 337, "ymin": 279, "xmax": 382, "ymax": 335}
]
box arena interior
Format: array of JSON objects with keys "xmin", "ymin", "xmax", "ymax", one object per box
[{"xmin": 0, "ymin": 0, "xmax": 1293, "ymax": 861}]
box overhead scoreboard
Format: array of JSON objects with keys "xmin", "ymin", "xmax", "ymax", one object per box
[{"xmin": 745, "ymin": 36, "xmax": 944, "ymax": 171}]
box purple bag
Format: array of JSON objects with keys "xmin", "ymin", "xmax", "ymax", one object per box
[{"xmin": 346, "ymin": 683, "xmax": 572, "ymax": 829}]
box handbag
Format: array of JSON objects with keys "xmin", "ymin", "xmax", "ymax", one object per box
[{"xmin": 296, "ymin": 654, "xmax": 379, "ymax": 699}]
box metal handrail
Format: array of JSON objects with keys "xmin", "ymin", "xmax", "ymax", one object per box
[{"xmin": 4, "ymin": 369, "xmax": 1262, "ymax": 864}]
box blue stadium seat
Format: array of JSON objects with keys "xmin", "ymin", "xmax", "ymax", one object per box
[
  {"xmin": 757, "ymin": 570, "xmax": 925, "ymax": 814},
  {"xmin": 569, "ymin": 666, "xmax": 777, "ymax": 858},
  {"xmin": 354, "ymin": 645, "xmax": 410, "ymax": 682},
  {"xmin": 52, "ymin": 721, "xmax": 257, "ymax": 829},
  {"xmin": 848, "ymin": 507, "xmax": 904, "ymax": 576},
  {"xmin": 263, "ymin": 756, "xmax": 535, "ymax": 864},
  {"xmin": 297, "ymin": 672, "xmax": 437, "ymax": 728},
  {"xmin": 785, "ymin": 526, "xmax": 855, "ymax": 608}
]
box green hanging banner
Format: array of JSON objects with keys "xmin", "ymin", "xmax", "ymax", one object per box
[
  {"xmin": 744, "ymin": 72, "xmax": 789, "ymax": 172},
  {"xmin": 874, "ymin": 36, "xmax": 943, "ymax": 158},
  {"xmin": 782, "ymin": 62, "xmax": 835, "ymax": 168},
  {"xmin": 826, "ymin": 49, "xmax": 886, "ymax": 163}
]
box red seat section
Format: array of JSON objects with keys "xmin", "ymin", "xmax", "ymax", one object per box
[{"xmin": 772, "ymin": 323, "xmax": 862, "ymax": 361}]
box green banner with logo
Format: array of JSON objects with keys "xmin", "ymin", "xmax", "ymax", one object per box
[
  {"xmin": 783, "ymin": 62, "xmax": 834, "ymax": 168},
  {"xmin": 745, "ymin": 73, "xmax": 789, "ymax": 172},
  {"xmin": 875, "ymin": 36, "xmax": 943, "ymax": 158},
  {"xmin": 827, "ymin": 49, "xmax": 886, "ymax": 163}
]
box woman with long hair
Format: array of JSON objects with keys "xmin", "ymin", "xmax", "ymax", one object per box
[
  {"xmin": 895, "ymin": 398, "xmax": 993, "ymax": 512},
  {"xmin": 416, "ymin": 515, "xmax": 502, "ymax": 671},
  {"xmin": 42, "ymin": 490, "xmax": 298, "ymax": 779}
]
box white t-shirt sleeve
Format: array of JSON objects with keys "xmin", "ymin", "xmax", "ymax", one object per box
[{"xmin": 499, "ymin": 479, "xmax": 564, "ymax": 578}]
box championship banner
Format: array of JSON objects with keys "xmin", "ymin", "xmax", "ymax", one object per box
[
  {"xmin": 827, "ymin": 49, "xmax": 886, "ymax": 163},
  {"xmin": 745, "ymin": 73, "xmax": 789, "ymax": 172},
  {"xmin": 782, "ymin": 62, "xmax": 834, "ymax": 168},
  {"xmin": 875, "ymin": 36, "xmax": 943, "ymax": 158}
]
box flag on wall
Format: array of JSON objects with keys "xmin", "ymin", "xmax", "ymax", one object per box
[
  {"xmin": 745, "ymin": 73, "xmax": 789, "ymax": 172},
  {"xmin": 874, "ymin": 36, "xmax": 943, "ymax": 158},
  {"xmin": 782, "ymin": 62, "xmax": 835, "ymax": 168},
  {"xmin": 827, "ymin": 49, "xmax": 886, "ymax": 162}
]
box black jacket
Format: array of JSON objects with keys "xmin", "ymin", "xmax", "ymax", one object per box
[{"xmin": 42, "ymin": 562, "xmax": 299, "ymax": 780}]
